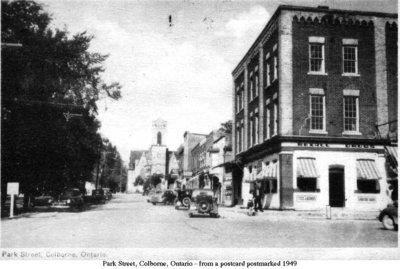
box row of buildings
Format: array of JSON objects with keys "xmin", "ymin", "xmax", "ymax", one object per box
[
  {"xmin": 126, "ymin": 119, "xmax": 236, "ymax": 205},
  {"xmin": 128, "ymin": 4, "xmax": 398, "ymax": 213}
]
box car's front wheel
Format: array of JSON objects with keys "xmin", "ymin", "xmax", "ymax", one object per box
[
  {"xmin": 182, "ymin": 197, "xmax": 191, "ymax": 207},
  {"xmin": 382, "ymin": 214, "xmax": 395, "ymax": 230},
  {"xmin": 198, "ymin": 200, "xmax": 211, "ymax": 213}
]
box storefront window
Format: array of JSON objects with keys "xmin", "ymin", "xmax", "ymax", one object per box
[
  {"xmin": 357, "ymin": 180, "xmax": 380, "ymax": 193},
  {"xmin": 297, "ymin": 177, "xmax": 317, "ymax": 192},
  {"xmin": 263, "ymin": 179, "xmax": 277, "ymax": 193}
]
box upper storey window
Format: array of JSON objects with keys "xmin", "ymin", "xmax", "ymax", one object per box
[
  {"xmin": 265, "ymin": 52, "xmax": 271, "ymax": 87},
  {"xmin": 343, "ymin": 89, "xmax": 360, "ymax": 135},
  {"xmin": 249, "ymin": 71, "xmax": 254, "ymax": 101},
  {"xmin": 309, "ymin": 88, "xmax": 326, "ymax": 133},
  {"xmin": 235, "ymin": 82, "xmax": 244, "ymax": 113},
  {"xmin": 273, "ymin": 44, "xmax": 278, "ymax": 82},
  {"xmin": 308, "ymin": 37, "xmax": 326, "ymax": 75},
  {"xmin": 254, "ymin": 66, "xmax": 259, "ymax": 98},
  {"xmin": 342, "ymin": 39, "xmax": 359, "ymax": 76}
]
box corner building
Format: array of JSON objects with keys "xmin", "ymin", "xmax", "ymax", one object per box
[{"xmin": 232, "ymin": 5, "xmax": 397, "ymax": 211}]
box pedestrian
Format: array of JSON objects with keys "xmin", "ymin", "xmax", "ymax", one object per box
[{"xmin": 253, "ymin": 181, "xmax": 263, "ymax": 212}]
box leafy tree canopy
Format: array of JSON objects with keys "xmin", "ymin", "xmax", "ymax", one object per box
[{"xmin": 1, "ymin": 0, "xmax": 123, "ymax": 206}]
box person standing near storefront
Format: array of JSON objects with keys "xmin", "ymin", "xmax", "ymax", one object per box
[{"xmin": 254, "ymin": 181, "xmax": 264, "ymax": 212}]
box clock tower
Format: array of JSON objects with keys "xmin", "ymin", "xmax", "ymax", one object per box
[
  {"xmin": 152, "ymin": 118, "xmax": 167, "ymax": 146},
  {"xmin": 149, "ymin": 118, "xmax": 168, "ymax": 176}
]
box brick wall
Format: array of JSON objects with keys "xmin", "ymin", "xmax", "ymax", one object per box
[
  {"xmin": 263, "ymin": 31, "xmax": 279, "ymax": 139},
  {"xmin": 279, "ymin": 153, "xmax": 294, "ymax": 209},
  {"xmin": 292, "ymin": 19, "xmax": 377, "ymax": 138},
  {"xmin": 386, "ymin": 22, "xmax": 398, "ymax": 138}
]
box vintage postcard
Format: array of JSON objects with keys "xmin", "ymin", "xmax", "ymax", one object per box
[{"xmin": 1, "ymin": 0, "xmax": 398, "ymax": 266}]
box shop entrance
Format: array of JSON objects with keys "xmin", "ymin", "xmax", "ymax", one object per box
[{"xmin": 329, "ymin": 166, "xmax": 345, "ymax": 207}]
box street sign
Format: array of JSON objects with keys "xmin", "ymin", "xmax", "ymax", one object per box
[
  {"xmin": 7, "ymin": 182, "xmax": 19, "ymax": 195},
  {"xmin": 7, "ymin": 182, "xmax": 19, "ymax": 218}
]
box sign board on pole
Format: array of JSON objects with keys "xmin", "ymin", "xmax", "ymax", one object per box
[
  {"xmin": 7, "ymin": 182, "xmax": 19, "ymax": 219},
  {"xmin": 7, "ymin": 182, "xmax": 19, "ymax": 195}
]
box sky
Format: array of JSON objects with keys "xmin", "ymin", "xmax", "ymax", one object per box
[{"xmin": 40, "ymin": 0, "xmax": 398, "ymax": 164}]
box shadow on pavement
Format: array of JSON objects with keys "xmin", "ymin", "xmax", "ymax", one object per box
[{"xmin": 1, "ymin": 202, "xmax": 108, "ymax": 220}]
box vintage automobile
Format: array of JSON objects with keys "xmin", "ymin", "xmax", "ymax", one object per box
[
  {"xmin": 188, "ymin": 189, "xmax": 219, "ymax": 218},
  {"xmin": 175, "ymin": 189, "xmax": 192, "ymax": 209},
  {"xmin": 52, "ymin": 188, "xmax": 84, "ymax": 210},
  {"xmin": 34, "ymin": 195, "xmax": 54, "ymax": 207},
  {"xmin": 378, "ymin": 201, "xmax": 398, "ymax": 231},
  {"xmin": 92, "ymin": 189, "xmax": 106, "ymax": 204},
  {"xmin": 146, "ymin": 188, "xmax": 156, "ymax": 203},
  {"xmin": 150, "ymin": 189, "xmax": 177, "ymax": 205}
]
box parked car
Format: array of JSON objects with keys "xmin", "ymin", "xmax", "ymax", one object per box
[
  {"xmin": 34, "ymin": 195, "xmax": 54, "ymax": 207},
  {"xmin": 52, "ymin": 188, "xmax": 84, "ymax": 210},
  {"xmin": 103, "ymin": 188, "xmax": 112, "ymax": 200},
  {"xmin": 378, "ymin": 201, "xmax": 398, "ymax": 231},
  {"xmin": 91, "ymin": 189, "xmax": 106, "ymax": 204},
  {"xmin": 150, "ymin": 189, "xmax": 177, "ymax": 205},
  {"xmin": 188, "ymin": 189, "xmax": 219, "ymax": 218},
  {"xmin": 146, "ymin": 188, "xmax": 156, "ymax": 202},
  {"xmin": 175, "ymin": 189, "xmax": 192, "ymax": 209}
]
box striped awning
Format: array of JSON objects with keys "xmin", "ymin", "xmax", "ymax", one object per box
[
  {"xmin": 256, "ymin": 162, "xmax": 278, "ymax": 180},
  {"xmin": 356, "ymin": 159, "xmax": 381, "ymax": 180},
  {"xmin": 385, "ymin": 145, "xmax": 398, "ymax": 176},
  {"xmin": 297, "ymin": 158, "xmax": 318, "ymax": 178}
]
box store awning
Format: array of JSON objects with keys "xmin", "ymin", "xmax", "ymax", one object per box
[
  {"xmin": 256, "ymin": 162, "xmax": 278, "ymax": 180},
  {"xmin": 212, "ymin": 160, "xmax": 235, "ymax": 169},
  {"xmin": 385, "ymin": 145, "xmax": 398, "ymax": 177},
  {"xmin": 297, "ymin": 158, "xmax": 318, "ymax": 178},
  {"xmin": 356, "ymin": 159, "xmax": 381, "ymax": 180}
]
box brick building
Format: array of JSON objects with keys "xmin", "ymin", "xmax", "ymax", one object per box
[
  {"xmin": 181, "ymin": 131, "xmax": 207, "ymax": 179},
  {"xmin": 232, "ymin": 5, "xmax": 397, "ymax": 211},
  {"xmin": 189, "ymin": 128, "xmax": 232, "ymax": 204}
]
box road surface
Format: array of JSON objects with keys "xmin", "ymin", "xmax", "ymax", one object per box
[{"xmin": 1, "ymin": 193, "xmax": 397, "ymax": 248}]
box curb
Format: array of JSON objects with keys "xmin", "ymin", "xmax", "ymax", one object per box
[{"xmin": 218, "ymin": 206, "xmax": 379, "ymax": 220}]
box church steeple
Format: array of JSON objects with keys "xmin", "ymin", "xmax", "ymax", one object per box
[{"xmin": 152, "ymin": 118, "xmax": 167, "ymax": 146}]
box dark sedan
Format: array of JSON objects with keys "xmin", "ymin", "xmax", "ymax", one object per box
[{"xmin": 52, "ymin": 188, "xmax": 84, "ymax": 210}]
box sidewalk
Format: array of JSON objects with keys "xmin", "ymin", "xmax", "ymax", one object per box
[{"xmin": 218, "ymin": 205, "xmax": 380, "ymax": 220}]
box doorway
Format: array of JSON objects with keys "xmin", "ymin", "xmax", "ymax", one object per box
[{"xmin": 329, "ymin": 166, "xmax": 345, "ymax": 207}]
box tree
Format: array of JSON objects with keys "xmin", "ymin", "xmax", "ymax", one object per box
[
  {"xmin": 134, "ymin": 175, "xmax": 144, "ymax": 186},
  {"xmin": 150, "ymin": 174, "xmax": 162, "ymax": 188},
  {"xmin": 100, "ymin": 141, "xmax": 126, "ymax": 192},
  {"xmin": 1, "ymin": 1, "xmax": 122, "ymax": 208},
  {"xmin": 220, "ymin": 120, "xmax": 232, "ymax": 134}
]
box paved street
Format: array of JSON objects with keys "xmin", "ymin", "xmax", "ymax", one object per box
[{"xmin": 1, "ymin": 193, "xmax": 397, "ymax": 248}]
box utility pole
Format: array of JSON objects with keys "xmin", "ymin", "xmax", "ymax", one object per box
[{"xmin": 95, "ymin": 141, "xmax": 102, "ymax": 190}]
